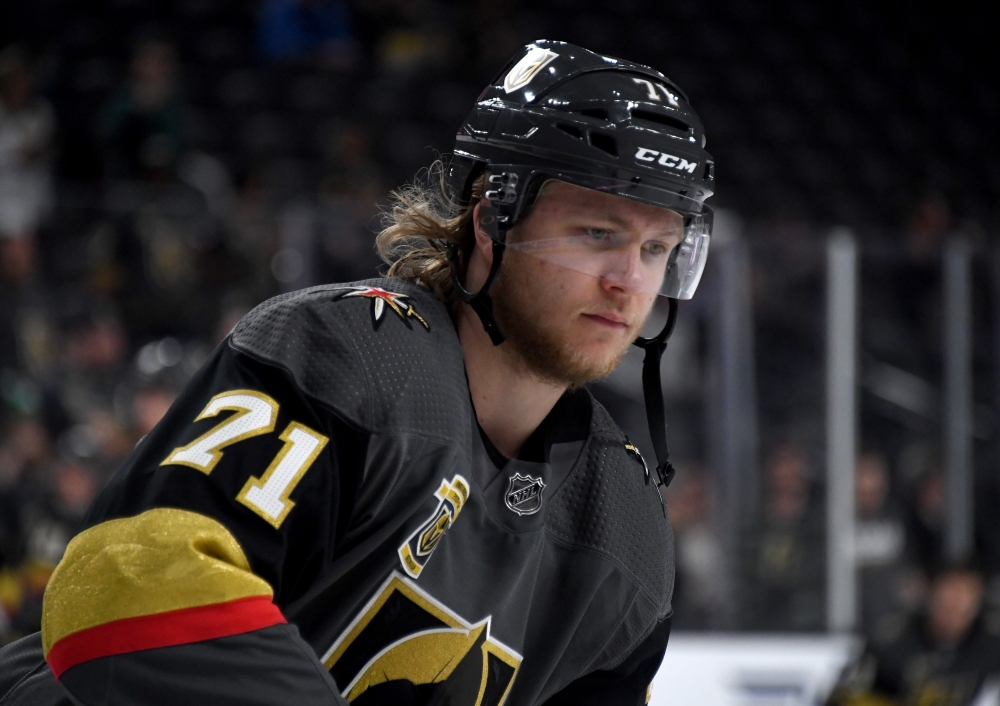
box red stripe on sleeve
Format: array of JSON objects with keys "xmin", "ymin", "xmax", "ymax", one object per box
[{"xmin": 46, "ymin": 595, "xmax": 287, "ymax": 680}]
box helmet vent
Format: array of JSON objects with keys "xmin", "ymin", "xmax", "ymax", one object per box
[
  {"xmin": 630, "ymin": 109, "xmax": 691, "ymax": 135},
  {"xmin": 574, "ymin": 108, "xmax": 610, "ymax": 121},
  {"xmin": 589, "ymin": 132, "xmax": 618, "ymax": 157},
  {"xmin": 557, "ymin": 123, "xmax": 585, "ymax": 140}
]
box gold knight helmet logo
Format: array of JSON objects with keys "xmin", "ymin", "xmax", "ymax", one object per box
[{"xmin": 503, "ymin": 46, "xmax": 559, "ymax": 94}]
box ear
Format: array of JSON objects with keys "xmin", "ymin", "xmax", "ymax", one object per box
[{"xmin": 471, "ymin": 199, "xmax": 495, "ymax": 268}]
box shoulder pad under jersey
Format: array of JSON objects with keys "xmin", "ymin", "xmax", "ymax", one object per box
[{"xmin": 229, "ymin": 278, "xmax": 471, "ymax": 438}]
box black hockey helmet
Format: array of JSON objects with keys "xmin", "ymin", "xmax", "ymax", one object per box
[
  {"xmin": 451, "ymin": 41, "xmax": 713, "ymax": 216},
  {"xmin": 449, "ymin": 40, "xmax": 717, "ymax": 490}
]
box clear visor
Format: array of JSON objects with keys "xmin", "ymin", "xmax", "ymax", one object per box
[{"xmin": 504, "ymin": 178, "xmax": 711, "ymax": 299}]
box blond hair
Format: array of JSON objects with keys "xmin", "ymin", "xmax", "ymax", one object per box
[{"xmin": 376, "ymin": 160, "xmax": 485, "ymax": 307}]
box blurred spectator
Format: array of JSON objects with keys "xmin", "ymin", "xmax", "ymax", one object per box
[
  {"xmin": 130, "ymin": 383, "xmax": 175, "ymax": 438},
  {"xmin": 0, "ymin": 414, "xmax": 55, "ymax": 643},
  {"xmin": 257, "ymin": 0, "xmax": 358, "ymax": 69},
  {"xmin": 214, "ymin": 295, "xmax": 254, "ymax": 344},
  {"xmin": 315, "ymin": 123, "xmax": 385, "ymax": 282},
  {"xmin": 0, "ymin": 451, "xmax": 98, "ymax": 642},
  {"xmin": 125, "ymin": 336, "xmax": 192, "ymax": 440},
  {"xmin": 907, "ymin": 464, "xmax": 946, "ymax": 575},
  {"xmin": 975, "ymin": 473, "xmax": 1000, "ymax": 581},
  {"xmin": 0, "ymin": 417, "xmax": 51, "ymax": 570},
  {"xmin": 742, "ymin": 443, "xmax": 825, "ymax": 631},
  {"xmin": 226, "ymin": 168, "xmax": 282, "ymax": 301},
  {"xmin": 667, "ymin": 467, "xmax": 725, "ymax": 630},
  {"xmin": 363, "ymin": 0, "xmax": 453, "ymax": 74},
  {"xmin": 0, "ymin": 45, "xmax": 55, "ymax": 286},
  {"xmin": 127, "ymin": 336, "xmax": 201, "ymax": 436},
  {"xmin": 101, "ymin": 37, "xmax": 184, "ymax": 181},
  {"xmin": 854, "ymin": 451, "xmax": 920, "ymax": 642},
  {"xmin": 467, "ymin": 0, "xmax": 522, "ymax": 77},
  {"xmin": 860, "ymin": 194, "xmax": 951, "ymax": 410},
  {"xmin": 906, "ymin": 191, "xmax": 951, "ymax": 262},
  {"xmin": 832, "ymin": 564, "xmax": 1000, "ymax": 706},
  {"xmin": 318, "ymin": 121, "xmax": 381, "ymax": 188},
  {"xmin": 54, "ymin": 306, "xmax": 131, "ymax": 465}
]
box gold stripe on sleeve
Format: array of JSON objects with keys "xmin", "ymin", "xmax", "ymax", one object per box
[{"xmin": 42, "ymin": 508, "xmax": 273, "ymax": 656}]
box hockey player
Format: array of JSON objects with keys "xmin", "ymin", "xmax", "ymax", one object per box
[{"xmin": 0, "ymin": 40, "xmax": 714, "ymax": 705}]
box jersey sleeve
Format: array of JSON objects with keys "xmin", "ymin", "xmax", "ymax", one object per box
[
  {"xmin": 541, "ymin": 614, "xmax": 672, "ymax": 706},
  {"xmin": 40, "ymin": 337, "xmax": 367, "ymax": 705}
]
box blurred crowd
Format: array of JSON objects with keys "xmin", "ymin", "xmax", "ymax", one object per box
[
  {"xmin": 0, "ymin": 0, "xmax": 522, "ymax": 646},
  {"xmin": 0, "ymin": 6, "xmax": 380, "ymax": 642},
  {"xmin": 663, "ymin": 193, "xmax": 1000, "ymax": 702},
  {"xmin": 1, "ymin": 0, "xmax": 999, "ymax": 703}
]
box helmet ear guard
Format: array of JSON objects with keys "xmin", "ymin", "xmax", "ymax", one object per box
[{"xmin": 445, "ymin": 163, "xmax": 547, "ymax": 346}]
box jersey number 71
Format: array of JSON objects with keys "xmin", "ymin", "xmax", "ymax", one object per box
[{"xmin": 161, "ymin": 389, "xmax": 329, "ymax": 529}]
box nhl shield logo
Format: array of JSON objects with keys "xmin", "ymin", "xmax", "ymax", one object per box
[
  {"xmin": 504, "ymin": 473, "xmax": 545, "ymax": 516},
  {"xmin": 503, "ymin": 46, "xmax": 559, "ymax": 94}
]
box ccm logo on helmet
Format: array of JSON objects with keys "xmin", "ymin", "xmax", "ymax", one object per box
[{"xmin": 634, "ymin": 147, "xmax": 698, "ymax": 174}]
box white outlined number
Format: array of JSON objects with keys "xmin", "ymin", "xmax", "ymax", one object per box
[
  {"xmin": 237, "ymin": 422, "xmax": 329, "ymax": 528},
  {"xmin": 162, "ymin": 390, "xmax": 278, "ymax": 474},
  {"xmin": 162, "ymin": 389, "xmax": 328, "ymax": 529},
  {"xmin": 631, "ymin": 77, "xmax": 680, "ymax": 107}
]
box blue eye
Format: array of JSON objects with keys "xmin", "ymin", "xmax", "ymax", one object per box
[
  {"xmin": 586, "ymin": 228, "xmax": 610, "ymax": 240},
  {"xmin": 643, "ymin": 241, "xmax": 670, "ymax": 257}
]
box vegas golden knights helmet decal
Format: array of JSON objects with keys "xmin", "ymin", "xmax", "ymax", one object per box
[
  {"xmin": 322, "ymin": 572, "xmax": 521, "ymax": 706},
  {"xmin": 398, "ymin": 475, "xmax": 469, "ymax": 579},
  {"xmin": 503, "ymin": 45, "xmax": 559, "ymax": 94},
  {"xmin": 332, "ymin": 286, "xmax": 430, "ymax": 332}
]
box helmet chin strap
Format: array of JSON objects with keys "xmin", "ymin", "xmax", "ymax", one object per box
[
  {"xmin": 447, "ymin": 204, "xmax": 507, "ymax": 346},
  {"xmin": 632, "ymin": 298, "xmax": 679, "ymax": 491}
]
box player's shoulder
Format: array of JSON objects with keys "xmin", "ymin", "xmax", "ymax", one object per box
[
  {"xmin": 231, "ymin": 277, "xmax": 452, "ymax": 350},
  {"xmin": 230, "ymin": 278, "xmax": 470, "ymax": 436},
  {"xmin": 548, "ymin": 392, "xmax": 674, "ymax": 610}
]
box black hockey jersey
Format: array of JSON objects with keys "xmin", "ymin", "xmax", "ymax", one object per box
[{"xmin": 0, "ymin": 278, "xmax": 675, "ymax": 706}]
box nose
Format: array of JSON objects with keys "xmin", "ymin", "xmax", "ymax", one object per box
[{"xmin": 599, "ymin": 246, "xmax": 645, "ymax": 293}]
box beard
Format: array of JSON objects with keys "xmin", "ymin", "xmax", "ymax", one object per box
[{"xmin": 490, "ymin": 251, "xmax": 642, "ymax": 388}]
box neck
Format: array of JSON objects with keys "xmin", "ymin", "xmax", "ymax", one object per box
[{"xmin": 457, "ymin": 304, "xmax": 567, "ymax": 459}]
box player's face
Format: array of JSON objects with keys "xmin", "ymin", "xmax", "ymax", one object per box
[{"xmin": 492, "ymin": 181, "xmax": 684, "ymax": 386}]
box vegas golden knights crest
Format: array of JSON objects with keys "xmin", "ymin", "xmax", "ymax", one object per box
[
  {"xmin": 398, "ymin": 475, "xmax": 469, "ymax": 578},
  {"xmin": 322, "ymin": 572, "xmax": 521, "ymax": 706},
  {"xmin": 332, "ymin": 285, "xmax": 430, "ymax": 331}
]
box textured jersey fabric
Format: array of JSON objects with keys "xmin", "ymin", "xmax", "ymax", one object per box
[{"xmin": 1, "ymin": 278, "xmax": 675, "ymax": 706}]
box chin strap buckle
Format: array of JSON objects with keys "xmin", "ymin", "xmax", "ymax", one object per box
[{"xmin": 656, "ymin": 461, "xmax": 676, "ymax": 489}]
